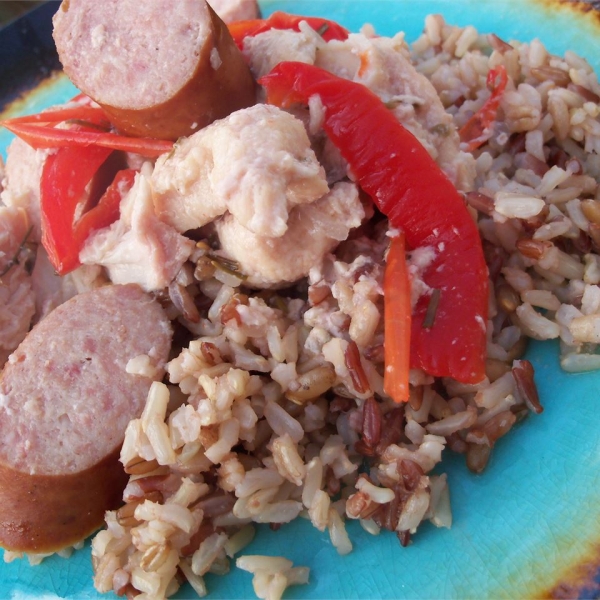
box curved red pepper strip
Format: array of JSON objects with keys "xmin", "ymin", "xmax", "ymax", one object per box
[
  {"xmin": 2, "ymin": 121, "xmax": 173, "ymax": 158},
  {"xmin": 228, "ymin": 11, "xmax": 349, "ymax": 50},
  {"xmin": 459, "ymin": 65, "xmax": 508, "ymax": 152},
  {"xmin": 260, "ymin": 62, "xmax": 488, "ymax": 383},
  {"xmin": 41, "ymin": 143, "xmax": 136, "ymax": 275}
]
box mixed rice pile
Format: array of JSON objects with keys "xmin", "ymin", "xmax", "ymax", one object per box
[{"xmin": 91, "ymin": 16, "xmax": 600, "ymax": 600}]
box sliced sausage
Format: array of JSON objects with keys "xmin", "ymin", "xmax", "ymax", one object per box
[
  {"xmin": 52, "ymin": 0, "xmax": 257, "ymax": 140},
  {"xmin": 0, "ymin": 284, "xmax": 172, "ymax": 553}
]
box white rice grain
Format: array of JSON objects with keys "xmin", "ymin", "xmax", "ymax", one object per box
[
  {"xmin": 178, "ymin": 560, "xmax": 208, "ymax": 597},
  {"xmin": 355, "ymin": 478, "xmax": 395, "ymax": 504},
  {"xmin": 516, "ymin": 303, "xmax": 561, "ymax": 339},
  {"xmin": 134, "ymin": 501, "xmax": 195, "ymax": 534},
  {"xmin": 237, "ymin": 555, "xmax": 293, "ymax": 574},
  {"xmin": 302, "ymin": 456, "xmax": 324, "ymax": 508},
  {"xmin": 520, "ymin": 289, "xmax": 561, "ymax": 311},
  {"xmin": 425, "ymin": 405, "xmax": 478, "ymax": 436},
  {"xmin": 474, "ymin": 371, "xmax": 514, "ymax": 409},
  {"xmin": 396, "ymin": 489, "xmax": 430, "ymax": 533},
  {"xmin": 224, "ymin": 525, "xmax": 256, "ymax": 558},
  {"xmin": 204, "ymin": 419, "xmax": 240, "ymax": 464},
  {"xmin": 537, "ymin": 165, "xmax": 570, "ymax": 196},
  {"xmin": 569, "ymin": 313, "xmax": 600, "ymax": 342},
  {"xmin": 236, "ymin": 468, "xmax": 284, "ymax": 499},
  {"xmin": 328, "ymin": 508, "xmax": 352, "ymax": 555},
  {"xmin": 581, "ymin": 284, "xmax": 600, "ymax": 315},
  {"xmin": 561, "ymin": 352, "xmax": 600, "ymax": 372},
  {"xmin": 494, "ymin": 191, "xmax": 545, "ymax": 219},
  {"xmin": 191, "ymin": 533, "xmax": 228, "ymax": 576},
  {"xmin": 252, "ymin": 500, "xmax": 303, "ymax": 524},
  {"xmin": 264, "ymin": 401, "xmax": 304, "ymax": 443},
  {"xmin": 271, "ymin": 434, "xmax": 306, "ymax": 486},
  {"xmin": 308, "ymin": 489, "xmax": 330, "ymax": 532}
]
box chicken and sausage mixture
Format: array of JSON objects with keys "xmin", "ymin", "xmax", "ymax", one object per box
[{"xmin": 1, "ymin": 1, "xmax": 600, "ymax": 598}]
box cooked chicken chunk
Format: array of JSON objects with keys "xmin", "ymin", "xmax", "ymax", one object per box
[
  {"xmin": 216, "ymin": 182, "xmax": 364, "ymax": 288},
  {"xmin": 80, "ymin": 166, "xmax": 194, "ymax": 291},
  {"xmin": 152, "ymin": 104, "xmax": 329, "ymax": 238},
  {"xmin": 0, "ymin": 207, "xmax": 35, "ymax": 365},
  {"xmin": 243, "ymin": 27, "xmax": 318, "ymax": 78}
]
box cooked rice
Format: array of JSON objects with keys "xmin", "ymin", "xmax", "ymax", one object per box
[{"xmin": 78, "ymin": 12, "xmax": 600, "ymax": 600}]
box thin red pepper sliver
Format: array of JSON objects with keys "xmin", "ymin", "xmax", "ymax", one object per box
[
  {"xmin": 383, "ymin": 233, "xmax": 411, "ymax": 403},
  {"xmin": 1, "ymin": 105, "xmax": 109, "ymax": 127},
  {"xmin": 260, "ymin": 61, "xmax": 488, "ymax": 383},
  {"xmin": 459, "ymin": 65, "xmax": 508, "ymax": 151},
  {"xmin": 228, "ymin": 11, "xmax": 349, "ymax": 50},
  {"xmin": 2, "ymin": 121, "xmax": 173, "ymax": 158}
]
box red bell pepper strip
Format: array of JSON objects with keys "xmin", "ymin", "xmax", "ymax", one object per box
[
  {"xmin": 228, "ymin": 11, "xmax": 349, "ymax": 50},
  {"xmin": 2, "ymin": 105, "xmax": 109, "ymax": 127},
  {"xmin": 41, "ymin": 143, "xmax": 136, "ymax": 275},
  {"xmin": 383, "ymin": 233, "xmax": 411, "ymax": 402},
  {"xmin": 2, "ymin": 121, "xmax": 173, "ymax": 158},
  {"xmin": 459, "ymin": 65, "xmax": 508, "ymax": 151},
  {"xmin": 260, "ymin": 62, "xmax": 488, "ymax": 383}
]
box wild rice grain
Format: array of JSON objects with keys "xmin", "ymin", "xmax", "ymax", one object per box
[
  {"xmin": 512, "ymin": 360, "xmax": 543, "ymax": 413},
  {"xmin": 466, "ymin": 443, "xmax": 492, "ymax": 474}
]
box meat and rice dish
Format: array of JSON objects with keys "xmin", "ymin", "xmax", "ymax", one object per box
[{"xmin": 1, "ymin": 0, "xmax": 599, "ymax": 598}]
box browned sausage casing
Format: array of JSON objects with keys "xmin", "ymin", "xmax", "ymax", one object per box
[
  {"xmin": 0, "ymin": 284, "xmax": 172, "ymax": 553},
  {"xmin": 53, "ymin": 0, "xmax": 257, "ymax": 141}
]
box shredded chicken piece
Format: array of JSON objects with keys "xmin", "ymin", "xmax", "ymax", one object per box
[
  {"xmin": 216, "ymin": 182, "xmax": 365, "ymax": 288},
  {"xmin": 80, "ymin": 167, "xmax": 194, "ymax": 291},
  {"xmin": 152, "ymin": 104, "xmax": 329, "ymax": 238},
  {"xmin": 243, "ymin": 27, "xmax": 319, "ymax": 78}
]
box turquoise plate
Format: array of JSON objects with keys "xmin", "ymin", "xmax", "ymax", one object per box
[{"xmin": 1, "ymin": 1, "xmax": 600, "ymax": 598}]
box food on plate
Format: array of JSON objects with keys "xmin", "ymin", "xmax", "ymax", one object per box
[
  {"xmin": 1, "ymin": 1, "xmax": 600, "ymax": 598},
  {"xmin": 52, "ymin": 0, "xmax": 257, "ymax": 140},
  {"xmin": 0, "ymin": 284, "xmax": 172, "ymax": 555}
]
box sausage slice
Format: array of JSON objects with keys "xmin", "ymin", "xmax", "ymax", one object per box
[
  {"xmin": 53, "ymin": 0, "xmax": 257, "ymax": 140},
  {"xmin": 0, "ymin": 284, "xmax": 172, "ymax": 553}
]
